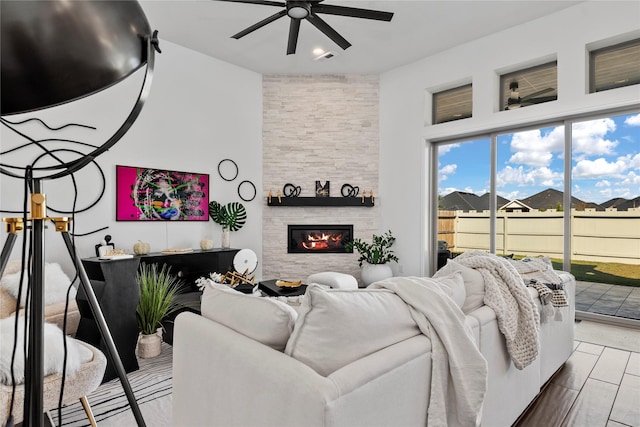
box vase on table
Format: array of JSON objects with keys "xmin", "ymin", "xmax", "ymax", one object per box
[
  {"xmin": 360, "ymin": 262, "xmax": 393, "ymax": 287},
  {"xmin": 221, "ymin": 227, "xmax": 231, "ymax": 249}
]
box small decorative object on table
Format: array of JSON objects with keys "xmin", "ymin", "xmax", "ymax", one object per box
[
  {"xmin": 95, "ymin": 234, "xmax": 115, "ymax": 257},
  {"xmin": 200, "ymin": 238, "xmax": 214, "ymax": 250},
  {"xmin": 315, "ymin": 180, "xmax": 330, "ymax": 197},
  {"xmin": 283, "ymin": 183, "xmax": 302, "ymax": 197},
  {"xmin": 133, "ymin": 240, "xmax": 150, "ymax": 255},
  {"xmin": 341, "ymin": 183, "xmax": 359, "ymax": 197}
]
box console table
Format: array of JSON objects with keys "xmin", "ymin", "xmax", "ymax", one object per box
[{"xmin": 77, "ymin": 249, "xmax": 239, "ymax": 379}]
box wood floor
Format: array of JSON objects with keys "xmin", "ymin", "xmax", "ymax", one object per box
[{"xmin": 515, "ymin": 339, "xmax": 640, "ymax": 426}]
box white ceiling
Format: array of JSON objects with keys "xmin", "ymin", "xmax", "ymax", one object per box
[{"xmin": 139, "ymin": 1, "xmax": 582, "ymax": 75}]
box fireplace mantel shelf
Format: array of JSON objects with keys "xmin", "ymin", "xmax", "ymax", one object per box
[{"xmin": 267, "ymin": 197, "xmax": 374, "ymax": 207}]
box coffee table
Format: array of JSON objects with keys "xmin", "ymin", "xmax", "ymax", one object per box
[{"xmin": 258, "ymin": 279, "xmax": 307, "ymax": 297}]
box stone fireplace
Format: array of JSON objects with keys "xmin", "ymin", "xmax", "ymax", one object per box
[
  {"xmin": 288, "ymin": 225, "xmax": 353, "ymax": 254},
  {"xmin": 262, "ymin": 74, "xmax": 379, "ymax": 282}
]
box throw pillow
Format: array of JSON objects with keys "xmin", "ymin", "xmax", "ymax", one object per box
[
  {"xmin": 0, "ymin": 262, "xmax": 76, "ymax": 307},
  {"xmin": 0, "ymin": 315, "xmax": 85, "ymax": 385},
  {"xmin": 434, "ymin": 259, "xmax": 485, "ymax": 314},
  {"xmin": 284, "ymin": 285, "xmax": 420, "ymax": 376},
  {"xmin": 306, "ymin": 271, "xmax": 358, "ymax": 289},
  {"xmin": 200, "ymin": 283, "xmax": 298, "ymax": 351},
  {"xmin": 426, "ymin": 271, "xmax": 466, "ymax": 308}
]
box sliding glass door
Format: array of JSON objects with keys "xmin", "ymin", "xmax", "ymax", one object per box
[
  {"xmin": 570, "ymin": 113, "xmax": 640, "ymax": 321},
  {"xmin": 496, "ymin": 125, "xmax": 565, "ymax": 260},
  {"xmin": 431, "ymin": 110, "xmax": 639, "ymax": 324},
  {"xmin": 436, "ymin": 138, "xmax": 490, "ymax": 265}
]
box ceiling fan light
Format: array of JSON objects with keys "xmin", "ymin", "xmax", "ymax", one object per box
[{"xmin": 287, "ymin": 3, "xmax": 310, "ymax": 19}]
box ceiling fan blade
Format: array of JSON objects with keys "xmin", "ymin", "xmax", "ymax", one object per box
[
  {"xmin": 313, "ymin": 4, "xmax": 393, "ymax": 21},
  {"xmin": 215, "ymin": 0, "xmax": 285, "ymax": 7},
  {"xmin": 287, "ymin": 18, "xmax": 301, "ymax": 55},
  {"xmin": 306, "ymin": 12, "xmax": 351, "ymax": 50},
  {"xmin": 520, "ymin": 87, "xmax": 555, "ymax": 102},
  {"xmin": 231, "ymin": 9, "xmax": 287, "ymax": 39}
]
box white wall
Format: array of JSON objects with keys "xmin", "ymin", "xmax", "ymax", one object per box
[
  {"xmin": 379, "ymin": 1, "xmax": 640, "ymax": 277},
  {"xmin": 0, "ymin": 40, "xmax": 263, "ymax": 279}
]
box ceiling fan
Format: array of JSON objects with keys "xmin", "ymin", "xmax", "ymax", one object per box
[
  {"xmin": 505, "ymin": 81, "xmax": 557, "ymax": 110},
  {"xmin": 217, "ymin": 0, "xmax": 394, "ymax": 55}
]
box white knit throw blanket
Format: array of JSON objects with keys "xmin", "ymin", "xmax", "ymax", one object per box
[
  {"xmin": 455, "ymin": 251, "xmax": 540, "ymax": 369},
  {"xmin": 370, "ymin": 276, "xmax": 488, "ymax": 427}
]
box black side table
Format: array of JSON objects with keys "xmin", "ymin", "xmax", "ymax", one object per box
[
  {"xmin": 258, "ymin": 279, "xmax": 308, "ymax": 297},
  {"xmin": 77, "ymin": 257, "xmax": 141, "ymax": 382}
]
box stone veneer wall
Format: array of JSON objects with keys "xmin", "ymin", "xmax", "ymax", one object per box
[{"xmin": 262, "ymin": 75, "xmax": 379, "ymax": 284}]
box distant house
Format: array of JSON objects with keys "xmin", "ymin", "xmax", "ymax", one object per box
[
  {"xmin": 439, "ymin": 191, "xmax": 509, "ymax": 211},
  {"xmin": 519, "ymin": 188, "xmax": 601, "ymax": 211},
  {"xmin": 499, "ymin": 200, "xmax": 535, "ymax": 212},
  {"xmin": 601, "ymin": 196, "xmax": 640, "ymax": 211},
  {"xmin": 440, "ymin": 188, "xmax": 622, "ymax": 212}
]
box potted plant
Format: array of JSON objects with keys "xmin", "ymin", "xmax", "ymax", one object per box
[
  {"xmin": 208, "ymin": 200, "xmax": 247, "ymax": 248},
  {"xmin": 135, "ymin": 262, "xmax": 185, "ymax": 358},
  {"xmin": 345, "ymin": 230, "xmax": 399, "ymax": 286}
]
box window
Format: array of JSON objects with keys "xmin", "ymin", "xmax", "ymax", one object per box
[
  {"xmin": 500, "ymin": 62, "xmax": 557, "ymax": 111},
  {"xmin": 590, "ymin": 38, "xmax": 640, "ymax": 92},
  {"xmin": 432, "ymin": 84, "xmax": 472, "ymax": 124}
]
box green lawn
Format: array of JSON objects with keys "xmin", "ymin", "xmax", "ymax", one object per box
[
  {"xmin": 549, "ymin": 258, "xmax": 640, "ymax": 288},
  {"xmin": 451, "ymin": 252, "xmax": 640, "ymax": 288}
]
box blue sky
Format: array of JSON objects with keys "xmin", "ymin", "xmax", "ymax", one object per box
[{"xmin": 438, "ymin": 112, "xmax": 640, "ymax": 204}]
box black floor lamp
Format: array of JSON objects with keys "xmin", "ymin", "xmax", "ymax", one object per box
[{"xmin": 0, "ymin": 1, "xmax": 160, "ymax": 426}]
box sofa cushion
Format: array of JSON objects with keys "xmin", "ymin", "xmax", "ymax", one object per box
[
  {"xmin": 0, "ymin": 262, "xmax": 76, "ymax": 307},
  {"xmin": 284, "ymin": 285, "xmax": 420, "ymax": 376},
  {"xmin": 428, "ymin": 271, "xmax": 466, "ymax": 308},
  {"xmin": 200, "ymin": 283, "xmax": 298, "ymax": 351},
  {"xmin": 0, "ymin": 315, "xmax": 86, "ymax": 385},
  {"xmin": 306, "ymin": 271, "xmax": 358, "ymax": 289},
  {"xmin": 434, "ymin": 259, "xmax": 485, "ymax": 314}
]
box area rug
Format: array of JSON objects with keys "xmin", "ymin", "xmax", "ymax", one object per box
[{"xmin": 51, "ymin": 342, "xmax": 173, "ymax": 426}]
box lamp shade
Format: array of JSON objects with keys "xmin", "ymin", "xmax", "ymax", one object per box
[{"xmin": 1, "ymin": 0, "xmax": 152, "ymax": 115}]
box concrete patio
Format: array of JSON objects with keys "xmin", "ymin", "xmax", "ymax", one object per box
[{"xmin": 575, "ymin": 280, "xmax": 640, "ymax": 320}]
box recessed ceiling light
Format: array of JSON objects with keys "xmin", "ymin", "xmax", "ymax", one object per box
[{"xmin": 313, "ymin": 48, "xmax": 325, "ymax": 56}]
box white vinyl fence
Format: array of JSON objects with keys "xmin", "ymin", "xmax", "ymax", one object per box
[{"xmin": 438, "ymin": 208, "xmax": 640, "ymax": 265}]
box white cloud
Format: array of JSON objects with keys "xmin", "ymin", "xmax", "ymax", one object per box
[
  {"xmin": 508, "ymin": 127, "xmax": 564, "ymax": 167},
  {"xmin": 497, "ymin": 165, "xmax": 562, "ymax": 188},
  {"xmin": 572, "ymin": 118, "xmax": 618, "ymax": 156},
  {"xmin": 599, "ymin": 188, "xmax": 613, "ymax": 199},
  {"xmin": 438, "ymin": 143, "xmax": 460, "ymax": 156},
  {"xmin": 509, "ymin": 151, "xmax": 553, "ymax": 167},
  {"xmin": 624, "ymin": 113, "xmax": 640, "ymax": 126},
  {"xmin": 620, "ymin": 171, "xmax": 640, "ymax": 186},
  {"xmin": 595, "ymin": 180, "xmax": 611, "ymax": 188},
  {"xmin": 439, "ymin": 187, "xmax": 459, "ymax": 196},
  {"xmin": 498, "ymin": 190, "xmax": 522, "ymax": 201},
  {"xmin": 630, "ymin": 153, "xmax": 640, "ymax": 169},
  {"xmin": 438, "ymin": 163, "xmax": 457, "ymax": 181},
  {"xmin": 572, "ymin": 156, "xmax": 631, "ymax": 179}
]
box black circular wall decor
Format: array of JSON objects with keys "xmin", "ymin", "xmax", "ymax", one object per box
[
  {"xmin": 283, "ymin": 183, "xmax": 301, "ymax": 197},
  {"xmin": 218, "ymin": 158, "xmax": 238, "ymax": 181},
  {"xmin": 341, "ymin": 184, "xmax": 360, "ymax": 197},
  {"xmin": 238, "ymin": 180, "xmax": 257, "ymax": 202}
]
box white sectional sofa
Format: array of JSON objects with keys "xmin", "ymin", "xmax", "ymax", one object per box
[{"xmin": 172, "ymin": 260, "xmax": 575, "ymax": 427}]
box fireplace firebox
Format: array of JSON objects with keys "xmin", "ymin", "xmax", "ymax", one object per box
[{"xmin": 288, "ymin": 225, "xmax": 353, "ymax": 254}]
